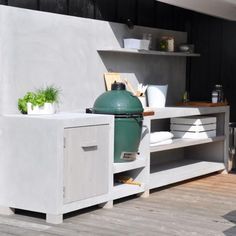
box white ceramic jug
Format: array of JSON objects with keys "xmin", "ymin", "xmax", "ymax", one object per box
[{"xmin": 147, "ymin": 85, "xmax": 168, "ymax": 107}]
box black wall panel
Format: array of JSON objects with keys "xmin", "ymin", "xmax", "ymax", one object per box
[
  {"xmin": 116, "ymin": 0, "xmax": 136, "ymax": 25},
  {"xmin": 221, "ymin": 22, "xmax": 236, "ymax": 120},
  {"xmin": 40, "ymin": 0, "xmax": 68, "ymax": 14},
  {"xmin": 155, "ymin": 1, "xmax": 173, "ymax": 30},
  {"xmin": 190, "ymin": 14, "xmax": 214, "ymax": 101},
  {"xmin": 95, "ymin": 0, "xmax": 117, "ymax": 22},
  {"xmin": 1, "ymin": 0, "xmax": 188, "ymax": 31},
  {"xmin": 137, "ymin": 0, "xmax": 155, "ymax": 27},
  {"xmin": 69, "ymin": 0, "xmax": 95, "ymax": 18},
  {"xmin": 8, "ymin": 0, "xmax": 38, "ymax": 10}
]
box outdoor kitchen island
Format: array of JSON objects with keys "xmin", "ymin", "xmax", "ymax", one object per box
[{"xmin": 0, "ymin": 105, "xmax": 229, "ymax": 224}]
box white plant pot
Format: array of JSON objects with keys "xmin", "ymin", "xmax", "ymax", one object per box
[{"xmin": 27, "ymin": 102, "xmax": 56, "ymax": 115}]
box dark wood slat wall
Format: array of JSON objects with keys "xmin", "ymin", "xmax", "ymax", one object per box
[
  {"xmin": 136, "ymin": 0, "xmax": 155, "ymax": 27},
  {"xmin": 40, "ymin": 0, "xmax": 68, "ymax": 14},
  {"xmin": 8, "ymin": 0, "xmax": 38, "ymax": 10},
  {"xmin": 116, "ymin": 0, "xmax": 136, "ymax": 25},
  {"xmin": 221, "ymin": 22, "xmax": 236, "ymax": 120},
  {"xmin": 189, "ymin": 14, "xmax": 212, "ymax": 101},
  {"xmin": 155, "ymin": 1, "xmax": 173, "ymax": 30},
  {"xmin": 3, "ymin": 0, "xmax": 184, "ymax": 30},
  {"xmin": 69, "ymin": 0, "xmax": 95, "ymax": 18},
  {"xmin": 95, "ymin": 0, "xmax": 117, "ymax": 22},
  {"xmin": 1, "ymin": 0, "xmax": 236, "ymax": 120}
]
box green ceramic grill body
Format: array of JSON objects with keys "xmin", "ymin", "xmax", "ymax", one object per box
[{"xmin": 93, "ymin": 82, "xmax": 143, "ymax": 163}]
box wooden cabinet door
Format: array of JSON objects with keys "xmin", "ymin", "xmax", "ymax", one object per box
[{"xmin": 63, "ymin": 125, "xmax": 109, "ymax": 203}]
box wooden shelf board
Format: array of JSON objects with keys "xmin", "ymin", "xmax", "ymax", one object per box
[
  {"xmin": 113, "ymin": 158, "xmax": 146, "ymax": 174},
  {"xmin": 112, "ymin": 183, "xmax": 145, "ymax": 200},
  {"xmin": 149, "ymin": 159, "xmax": 225, "ymax": 189},
  {"xmin": 176, "ymin": 101, "xmax": 228, "ymax": 107},
  {"xmin": 150, "ymin": 136, "xmax": 225, "ymax": 153},
  {"xmin": 97, "ymin": 48, "xmax": 200, "ymax": 57}
]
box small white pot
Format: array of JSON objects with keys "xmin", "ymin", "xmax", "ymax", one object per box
[{"xmin": 27, "ymin": 102, "xmax": 56, "ymax": 115}]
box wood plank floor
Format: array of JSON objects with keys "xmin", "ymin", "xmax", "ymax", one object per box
[{"xmin": 0, "ymin": 173, "xmax": 236, "ymax": 236}]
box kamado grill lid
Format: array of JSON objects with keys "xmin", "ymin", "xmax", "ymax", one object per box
[{"xmin": 93, "ymin": 82, "xmax": 143, "ymax": 115}]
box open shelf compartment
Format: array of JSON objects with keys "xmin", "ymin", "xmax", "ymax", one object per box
[
  {"xmin": 112, "ymin": 183, "xmax": 145, "ymax": 200},
  {"xmin": 149, "ymin": 159, "xmax": 225, "ymax": 189},
  {"xmin": 150, "ymin": 135, "xmax": 225, "ymax": 152},
  {"xmin": 112, "ymin": 168, "xmax": 147, "ymax": 200}
]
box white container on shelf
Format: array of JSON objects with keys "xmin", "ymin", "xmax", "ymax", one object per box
[
  {"xmin": 124, "ymin": 39, "xmax": 150, "ymax": 50},
  {"xmin": 147, "ymin": 85, "xmax": 168, "ymax": 108}
]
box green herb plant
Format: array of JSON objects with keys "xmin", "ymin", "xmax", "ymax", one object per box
[{"xmin": 18, "ymin": 85, "xmax": 60, "ymax": 114}]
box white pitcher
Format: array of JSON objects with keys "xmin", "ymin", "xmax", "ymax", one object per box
[{"xmin": 147, "ymin": 85, "xmax": 168, "ymax": 108}]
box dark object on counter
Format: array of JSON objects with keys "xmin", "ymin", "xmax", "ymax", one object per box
[
  {"xmin": 85, "ymin": 108, "xmax": 93, "ymax": 113},
  {"xmin": 229, "ymin": 122, "xmax": 236, "ymax": 170},
  {"xmin": 212, "ymin": 84, "xmax": 224, "ymax": 103},
  {"xmin": 179, "ymin": 44, "xmax": 195, "ymax": 53},
  {"xmin": 93, "ymin": 82, "xmax": 143, "ymax": 163},
  {"xmin": 126, "ymin": 19, "xmax": 134, "ymax": 29}
]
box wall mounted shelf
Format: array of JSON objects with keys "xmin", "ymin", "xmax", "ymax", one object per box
[{"xmin": 97, "ymin": 48, "xmax": 200, "ymax": 57}]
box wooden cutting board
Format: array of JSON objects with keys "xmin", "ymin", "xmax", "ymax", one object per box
[
  {"xmin": 176, "ymin": 101, "xmax": 228, "ymax": 107},
  {"xmin": 104, "ymin": 72, "xmax": 122, "ymax": 90},
  {"xmin": 104, "ymin": 72, "xmax": 136, "ymax": 94}
]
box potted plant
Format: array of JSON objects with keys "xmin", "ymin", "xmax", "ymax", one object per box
[{"xmin": 18, "ymin": 85, "xmax": 60, "ymax": 115}]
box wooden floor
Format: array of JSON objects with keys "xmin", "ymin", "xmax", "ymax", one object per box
[{"xmin": 1, "ymin": 173, "xmax": 236, "ymax": 236}]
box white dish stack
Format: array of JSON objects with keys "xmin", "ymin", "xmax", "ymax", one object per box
[{"xmin": 170, "ymin": 116, "xmax": 217, "ymax": 139}]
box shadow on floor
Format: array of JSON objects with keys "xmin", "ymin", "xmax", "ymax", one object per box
[
  {"xmin": 15, "ymin": 195, "xmax": 139, "ymax": 222},
  {"xmin": 223, "ymin": 210, "xmax": 236, "ymax": 235}
]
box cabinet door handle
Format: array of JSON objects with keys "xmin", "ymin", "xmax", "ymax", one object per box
[{"xmin": 81, "ymin": 142, "xmax": 98, "ymax": 151}]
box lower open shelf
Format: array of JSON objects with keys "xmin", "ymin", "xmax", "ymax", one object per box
[
  {"xmin": 149, "ymin": 159, "xmax": 225, "ymax": 189},
  {"xmin": 112, "ymin": 183, "xmax": 146, "ymax": 200}
]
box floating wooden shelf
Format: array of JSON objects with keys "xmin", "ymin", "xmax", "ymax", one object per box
[{"xmin": 176, "ymin": 101, "xmax": 228, "ymax": 107}]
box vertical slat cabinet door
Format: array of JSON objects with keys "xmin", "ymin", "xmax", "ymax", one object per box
[{"xmin": 63, "ymin": 125, "xmax": 109, "ymax": 204}]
